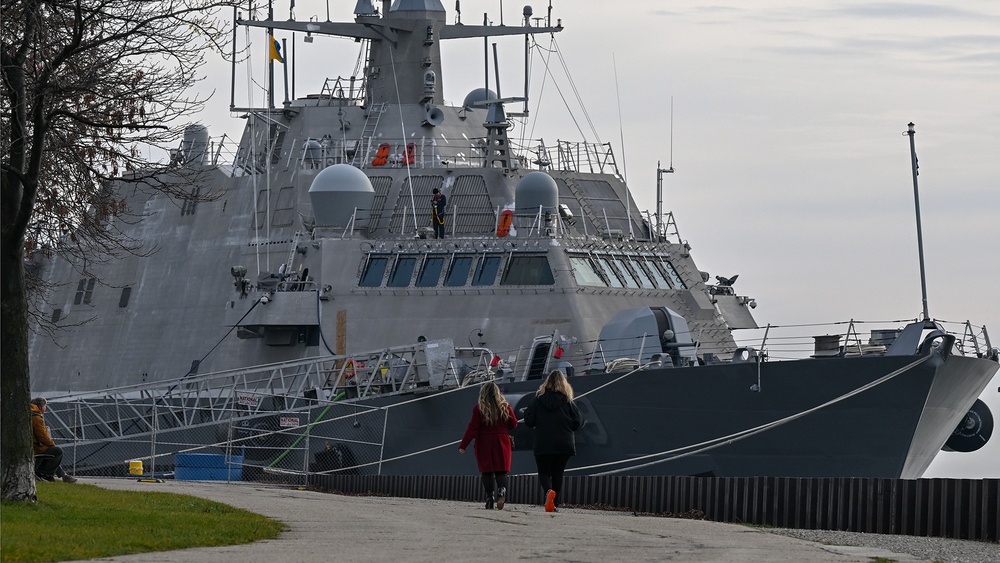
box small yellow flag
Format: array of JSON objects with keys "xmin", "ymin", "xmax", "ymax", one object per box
[{"xmin": 268, "ymin": 35, "xmax": 284, "ymax": 63}]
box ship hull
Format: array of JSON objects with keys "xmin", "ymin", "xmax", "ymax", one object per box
[
  {"xmin": 48, "ymin": 347, "xmax": 996, "ymax": 479},
  {"xmin": 349, "ymin": 353, "xmax": 996, "ymax": 478}
]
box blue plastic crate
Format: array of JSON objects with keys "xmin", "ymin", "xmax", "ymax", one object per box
[{"xmin": 174, "ymin": 453, "xmax": 243, "ymax": 481}]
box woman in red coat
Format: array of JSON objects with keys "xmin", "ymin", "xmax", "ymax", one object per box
[{"xmin": 459, "ymin": 381, "xmax": 517, "ymax": 509}]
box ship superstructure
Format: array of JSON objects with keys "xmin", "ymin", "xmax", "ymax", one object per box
[
  {"xmin": 29, "ymin": 0, "xmax": 756, "ymax": 391},
  {"xmin": 26, "ymin": 1, "xmax": 996, "ymax": 480}
]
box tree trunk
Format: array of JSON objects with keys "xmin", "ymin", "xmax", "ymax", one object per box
[{"xmin": 1, "ymin": 226, "xmax": 37, "ymax": 502}]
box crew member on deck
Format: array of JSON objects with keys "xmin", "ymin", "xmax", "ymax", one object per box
[{"xmin": 431, "ymin": 188, "xmax": 447, "ymax": 239}]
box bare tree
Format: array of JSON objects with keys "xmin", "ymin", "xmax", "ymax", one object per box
[{"xmin": 2, "ymin": 0, "xmax": 234, "ymax": 502}]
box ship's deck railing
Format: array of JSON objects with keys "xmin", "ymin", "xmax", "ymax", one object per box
[
  {"xmin": 315, "ymin": 76, "xmax": 367, "ymax": 106},
  {"xmin": 193, "ymin": 117, "xmax": 621, "ymax": 177},
  {"xmin": 732, "ymin": 319, "xmax": 995, "ymax": 362},
  {"xmin": 288, "ymin": 136, "xmax": 620, "ymax": 176},
  {"xmin": 564, "ymin": 319, "xmax": 996, "ymax": 370}
]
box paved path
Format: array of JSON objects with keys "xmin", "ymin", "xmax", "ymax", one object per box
[{"xmin": 70, "ymin": 478, "xmax": 931, "ymax": 562}]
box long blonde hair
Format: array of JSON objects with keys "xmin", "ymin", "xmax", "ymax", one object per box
[
  {"xmin": 536, "ymin": 369, "xmax": 574, "ymax": 401},
  {"xmin": 478, "ymin": 381, "xmax": 513, "ymax": 425}
]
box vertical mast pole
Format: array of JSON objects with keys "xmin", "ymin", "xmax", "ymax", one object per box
[
  {"xmin": 655, "ymin": 97, "xmax": 675, "ymax": 241},
  {"xmin": 656, "ymin": 162, "xmax": 673, "ymax": 242},
  {"xmin": 523, "ymin": 6, "xmax": 530, "ymax": 115},
  {"xmin": 268, "ymin": 2, "xmax": 275, "ymax": 109},
  {"xmin": 905, "ymin": 122, "xmax": 930, "ymax": 321},
  {"xmin": 282, "ymin": 38, "xmax": 290, "ymax": 107},
  {"xmin": 656, "ymin": 161, "xmax": 663, "ymax": 238},
  {"xmin": 484, "ymin": 13, "xmax": 489, "ymax": 95},
  {"xmin": 230, "ymin": 7, "xmax": 237, "ymax": 111}
]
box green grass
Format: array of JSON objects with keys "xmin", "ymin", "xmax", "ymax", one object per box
[{"xmin": 1, "ymin": 481, "xmax": 284, "ymax": 563}]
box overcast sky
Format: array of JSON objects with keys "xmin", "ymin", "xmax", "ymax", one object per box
[{"xmin": 192, "ymin": 1, "xmax": 999, "ymax": 477}]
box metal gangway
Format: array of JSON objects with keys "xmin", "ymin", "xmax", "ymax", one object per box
[{"xmin": 40, "ymin": 339, "xmax": 460, "ymax": 478}]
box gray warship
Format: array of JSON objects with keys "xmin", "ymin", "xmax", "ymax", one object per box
[{"xmin": 27, "ymin": 0, "xmax": 998, "ymax": 480}]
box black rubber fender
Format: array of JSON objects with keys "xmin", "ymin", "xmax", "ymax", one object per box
[{"xmin": 943, "ymin": 399, "xmax": 993, "ymax": 453}]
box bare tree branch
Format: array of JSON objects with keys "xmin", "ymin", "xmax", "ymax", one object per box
[{"xmin": 2, "ymin": 0, "xmax": 237, "ymax": 502}]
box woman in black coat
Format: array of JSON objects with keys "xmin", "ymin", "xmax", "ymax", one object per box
[{"xmin": 523, "ymin": 369, "xmax": 584, "ymax": 512}]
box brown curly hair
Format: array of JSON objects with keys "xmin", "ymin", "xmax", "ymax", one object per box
[{"xmin": 477, "ymin": 381, "xmax": 513, "ymax": 425}]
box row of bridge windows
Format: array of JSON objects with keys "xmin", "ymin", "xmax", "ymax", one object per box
[
  {"xmin": 570, "ymin": 255, "xmax": 687, "ymax": 290},
  {"xmin": 360, "ymin": 254, "xmax": 555, "ymax": 288},
  {"xmin": 358, "ymin": 252, "xmax": 687, "ymax": 290}
]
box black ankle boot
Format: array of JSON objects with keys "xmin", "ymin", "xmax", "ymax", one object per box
[{"xmin": 485, "ymin": 495, "xmax": 495, "ymax": 509}]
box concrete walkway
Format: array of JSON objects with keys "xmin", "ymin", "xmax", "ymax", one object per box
[{"xmin": 71, "ymin": 478, "xmax": 932, "ymax": 562}]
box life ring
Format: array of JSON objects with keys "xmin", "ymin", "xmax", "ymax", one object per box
[
  {"xmin": 496, "ymin": 209, "xmax": 513, "ymax": 237},
  {"xmin": 343, "ymin": 359, "xmax": 356, "ymax": 379}
]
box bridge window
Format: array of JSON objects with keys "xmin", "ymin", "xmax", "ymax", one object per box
[
  {"xmin": 472, "ymin": 255, "xmax": 502, "ymax": 286},
  {"xmin": 643, "ymin": 259, "xmax": 671, "ymax": 288},
  {"xmin": 501, "ymin": 256, "xmax": 555, "ymax": 285},
  {"xmin": 595, "ymin": 257, "xmax": 624, "ymax": 288},
  {"xmin": 628, "ymin": 259, "xmax": 656, "ymax": 289},
  {"xmin": 445, "ymin": 256, "xmax": 473, "ymax": 287},
  {"xmin": 613, "ymin": 258, "xmax": 641, "ymax": 288},
  {"xmin": 660, "ymin": 259, "xmax": 686, "ymax": 289},
  {"xmin": 416, "ymin": 256, "xmax": 446, "ymax": 287},
  {"xmin": 387, "ymin": 257, "xmax": 417, "ymax": 287},
  {"xmin": 360, "ymin": 256, "xmax": 389, "ymax": 287},
  {"xmin": 569, "ymin": 256, "xmax": 605, "ymax": 286}
]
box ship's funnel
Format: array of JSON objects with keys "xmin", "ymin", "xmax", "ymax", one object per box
[
  {"xmin": 308, "ymin": 164, "xmax": 375, "ymax": 227},
  {"xmin": 423, "ymin": 104, "xmax": 444, "ymax": 127}
]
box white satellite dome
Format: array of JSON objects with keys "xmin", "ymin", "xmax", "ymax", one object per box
[
  {"xmin": 515, "ymin": 171, "xmax": 558, "ymax": 216},
  {"xmin": 462, "ymin": 87, "xmax": 498, "ymax": 109},
  {"xmin": 308, "ymin": 164, "xmax": 375, "ymax": 226}
]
